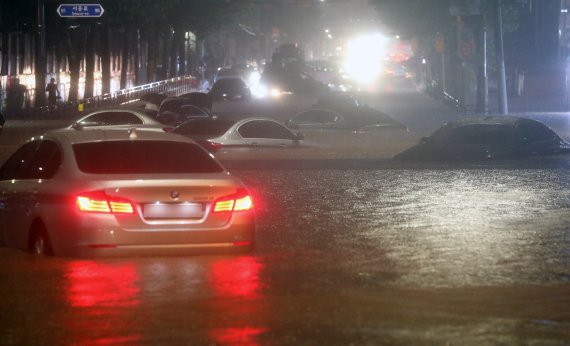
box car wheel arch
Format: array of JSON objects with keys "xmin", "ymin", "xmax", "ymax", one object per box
[{"xmin": 28, "ymin": 219, "xmax": 54, "ymax": 256}]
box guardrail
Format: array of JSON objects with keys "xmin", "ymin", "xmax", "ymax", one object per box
[{"xmin": 22, "ymin": 75, "xmax": 199, "ymax": 119}]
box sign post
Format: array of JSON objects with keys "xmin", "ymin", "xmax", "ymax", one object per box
[{"xmin": 57, "ymin": 4, "xmax": 104, "ymax": 18}]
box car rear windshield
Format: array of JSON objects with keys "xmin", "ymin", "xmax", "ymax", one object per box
[{"xmin": 73, "ymin": 140, "xmax": 224, "ymax": 174}]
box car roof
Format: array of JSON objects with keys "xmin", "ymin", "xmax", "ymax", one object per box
[
  {"xmin": 446, "ymin": 116, "xmax": 533, "ymax": 128},
  {"xmin": 40, "ymin": 128, "xmax": 193, "ymax": 145},
  {"xmin": 74, "ymin": 108, "xmax": 159, "ymax": 122}
]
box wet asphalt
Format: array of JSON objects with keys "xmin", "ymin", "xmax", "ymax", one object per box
[{"xmin": 0, "ymin": 82, "xmax": 569, "ymax": 345}]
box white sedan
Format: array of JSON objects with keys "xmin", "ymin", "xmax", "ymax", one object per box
[
  {"xmin": 68, "ymin": 108, "xmax": 172, "ymax": 132},
  {"xmin": 171, "ymin": 117, "xmax": 305, "ymax": 152},
  {"xmin": 0, "ymin": 128, "xmax": 255, "ymax": 257}
]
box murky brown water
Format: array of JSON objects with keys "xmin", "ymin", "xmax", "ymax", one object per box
[{"xmin": 1, "ymin": 165, "xmax": 569, "ymax": 345}]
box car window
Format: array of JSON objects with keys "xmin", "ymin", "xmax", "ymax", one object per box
[
  {"xmin": 0, "ymin": 141, "xmax": 41, "ymax": 180},
  {"xmin": 431, "ymin": 124, "xmax": 513, "ymax": 145},
  {"xmin": 23, "ymin": 140, "xmax": 62, "ymax": 180},
  {"xmin": 173, "ymin": 120, "xmax": 234, "ymax": 136},
  {"xmin": 78, "ymin": 112, "xmax": 144, "ymax": 126},
  {"xmin": 73, "ymin": 140, "xmax": 224, "ymax": 174},
  {"xmin": 515, "ymin": 121, "xmax": 556, "ymax": 143},
  {"xmin": 238, "ymin": 120, "xmax": 297, "ymax": 140}
]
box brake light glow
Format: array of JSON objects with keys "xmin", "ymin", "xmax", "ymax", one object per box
[
  {"xmin": 213, "ymin": 190, "xmax": 253, "ymax": 213},
  {"xmin": 77, "ymin": 191, "xmax": 134, "ymax": 214},
  {"xmin": 202, "ymin": 140, "xmax": 223, "ymax": 152}
]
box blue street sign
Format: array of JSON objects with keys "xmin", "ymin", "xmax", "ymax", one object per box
[{"xmin": 57, "ymin": 4, "xmax": 105, "ymax": 18}]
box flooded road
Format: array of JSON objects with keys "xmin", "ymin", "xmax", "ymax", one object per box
[
  {"xmin": 0, "ymin": 83, "xmax": 569, "ymax": 344},
  {"xmin": 1, "ymin": 163, "xmax": 569, "ymax": 345}
]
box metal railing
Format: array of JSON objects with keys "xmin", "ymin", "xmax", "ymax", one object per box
[{"xmin": 22, "ymin": 75, "xmax": 199, "ymax": 119}]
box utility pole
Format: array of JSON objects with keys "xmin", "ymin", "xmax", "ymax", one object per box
[{"xmin": 494, "ymin": 0, "xmax": 508, "ymax": 114}]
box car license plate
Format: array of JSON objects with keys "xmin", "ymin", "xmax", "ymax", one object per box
[{"xmin": 143, "ymin": 203, "xmax": 203, "ymax": 219}]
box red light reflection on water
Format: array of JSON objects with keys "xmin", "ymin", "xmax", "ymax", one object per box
[
  {"xmin": 208, "ymin": 256, "xmax": 267, "ymax": 345},
  {"xmin": 65, "ymin": 261, "xmax": 141, "ymax": 344},
  {"xmin": 67, "ymin": 261, "xmax": 140, "ymax": 307},
  {"xmin": 210, "ymin": 327, "xmax": 266, "ymax": 346}
]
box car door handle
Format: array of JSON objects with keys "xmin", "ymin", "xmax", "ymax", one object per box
[{"xmin": 251, "ymin": 142, "xmax": 259, "ymax": 146}]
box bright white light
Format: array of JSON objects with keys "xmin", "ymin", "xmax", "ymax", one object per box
[
  {"xmin": 343, "ymin": 33, "xmax": 387, "ymax": 84},
  {"xmin": 247, "ymin": 71, "xmax": 261, "ymax": 85},
  {"xmin": 251, "ymin": 84, "xmax": 268, "ymax": 98}
]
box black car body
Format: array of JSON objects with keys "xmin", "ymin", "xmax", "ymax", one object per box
[{"xmin": 394, "ymin": 116, "xmax": 570, "ymax": 161}]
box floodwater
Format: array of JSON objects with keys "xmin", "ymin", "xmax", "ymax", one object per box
[{"xmin": 1, "ymin": 162, "xmax": 569, "ymax": 345}]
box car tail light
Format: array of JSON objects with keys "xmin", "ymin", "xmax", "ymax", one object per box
[
  {"xmin": 213, "ymin": 189, "xmax": 253, "ymax": 213},
  {"xmin": 201, "ymin": 140, "xmax": 223, "ymax": 152},
  {"xmin": 163, "ymin": 127, "xmax": 175, "ymax": 132},
  {"xmin": 77, "ymin": 191, "xmax": 134, "ymax": 214}
]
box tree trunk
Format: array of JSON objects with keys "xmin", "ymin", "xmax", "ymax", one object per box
[
  {"xmin": 84, "ymin": 24, "xmax": 95, "ymax": 98},
  {"xmin": 159, "ymin": 29, "xmax": 172, "ymax": 80},
  {"xmin": 120, "ymin": 28, "xmax": 131, "ymax": 89},
  {"xmin": 169, "ymin": 29, "xmax": 182, "ymax": 78},
  {"xmin": 100, "ymin": 24, "xmax": 111, "ymax": 95},
  {"xmin": 134, "ymin": 29, "xmax": 141, "ymax": 85},
  {"xmin": 146, "ymin": 28, "xmax": 157, "ymax": 82},
  {"xmin": 65, "ymin": 28, "xmax": 84, "ymax": 102}
]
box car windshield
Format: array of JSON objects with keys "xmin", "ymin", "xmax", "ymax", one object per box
[
  {"xmin": 431, "ymin": 124, "xmax": 513, "ymax": 145},
  {"xmin": 73, "ymin": 140, "xmax": 223, "ymax": 174}
]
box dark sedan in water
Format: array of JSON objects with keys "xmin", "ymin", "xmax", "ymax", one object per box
[{"xmin": 394, "ymin": 116, "xmax": 570, "ymax": 161}]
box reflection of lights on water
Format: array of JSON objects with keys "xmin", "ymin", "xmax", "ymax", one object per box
[
  {"xmin": 65, "ymin": 261, "xmax": 141, "ymax": 344},
  {"xmin": 209, "ymin": 256, "xmax": 263, "ymax": 298},
  {"xmin": 210, "ymin": 327, "xmax": 267, "ymax": 346},
  {"xmin": 66, "ymin": 261, "xmax": 140, "ymax": 307},
  {"xmin": 208, "ymin": 256, "xmax": 265, "ymax": 346}
]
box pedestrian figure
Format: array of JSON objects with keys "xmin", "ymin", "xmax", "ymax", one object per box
[
  {"xmin": 6, "ymin": 78, "xmax": 28, "ymax": 116},
  {"xmin": 46, "ymin": 78, "xmax": 60, "ymax": 107}
]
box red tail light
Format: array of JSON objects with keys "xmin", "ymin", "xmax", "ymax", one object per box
[
  {"xmin": 201, "ymin": 140, "xmax": 223, "ymax": 152},
  {"xmin": 213, "ymin": 189, "xmax": 253, "ymax": 213},
  {"xmin": 163, "ymin": 127, "xmax": 174, "ymax": 132},
  {"xmin": 77, "ymin": 191, "xmax": 134, "ymax": 214}
]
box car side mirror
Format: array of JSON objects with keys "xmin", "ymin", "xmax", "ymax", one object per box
[
  {"xmin": 71, "ymin": 122, "xmax": 83, "ymax": 130},
  {"xmin": 295, "ymin": 132, "xmax": 304, "ymax": 141},
  {"xmin": 419, "ymin": 136, "xmax": 430, "ymax": 144}
]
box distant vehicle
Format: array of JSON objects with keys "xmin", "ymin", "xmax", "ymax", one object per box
[
  {"xmin": 0, "ymin": 128, "xmax": 255, "ymax": 257},
  {"xmin": 171, "ymin": 117, "xmax": 304, "ymax": 152},
  {"xmin": 177, "ymin": 92, "xmax": 213, "ymax": 114},
  {"xmin": 208, "ymin": 77, "xmax": 252, "ymax": 101},
  {"xmin": 214, "ymin": 68, "xmax": 242, "ymax": 82},
  {"xmin": 139, "ymin": 92, "xmax": 168, "ymax": 110},
  {"xmin": 288, "ymin": 94, "xmax": 407, "ymax": 131},
  {"xmin": 157, "ymin": 97, "xmax": 211, "ymax": 126},
  {"xmin": 394, "ymin": 116, "xmax": 570, "ymax": 161},
  {"xmin": 68, "ymin": 108, "xmax": 171, "ymax": 132}
]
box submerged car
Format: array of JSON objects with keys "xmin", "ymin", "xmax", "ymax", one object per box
[
  {"xmin": 68, "ymin": 108, "xmax": 170, "ymax": 132},
  {"xmin": 393, "ymin": 116, "xmax": 570, "ymax": 161},
  {"xmin": 0, "ymin": 129, "xmax": 255, "ymax": 257},
  {"xmin": 208, "ymin": 77, "xmax": 252, "ymax": 101},
  {"xmin": 156, "ymin": 97, "xmax": 211, "ymax": 126},
  {"xmin": 288, "ymin": 94, "xmax": 407, "ymax": 131},
  {"xmin": 171, "ymin": 117, "xmax": 304, "ymax": 152}
]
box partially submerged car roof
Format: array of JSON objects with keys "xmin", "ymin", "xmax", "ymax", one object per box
[
  {"xmin": 39, "ymin": 128, "xmax": 193, "ymax": 145},
  {"xmin": 444, "ymin": 116, "xmax": 532, "ymax": 128}
]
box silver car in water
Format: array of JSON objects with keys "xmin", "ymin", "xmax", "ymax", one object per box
[{"xmin": 0, "ymin": 129, "xmax": 255, "ymax": 257}]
